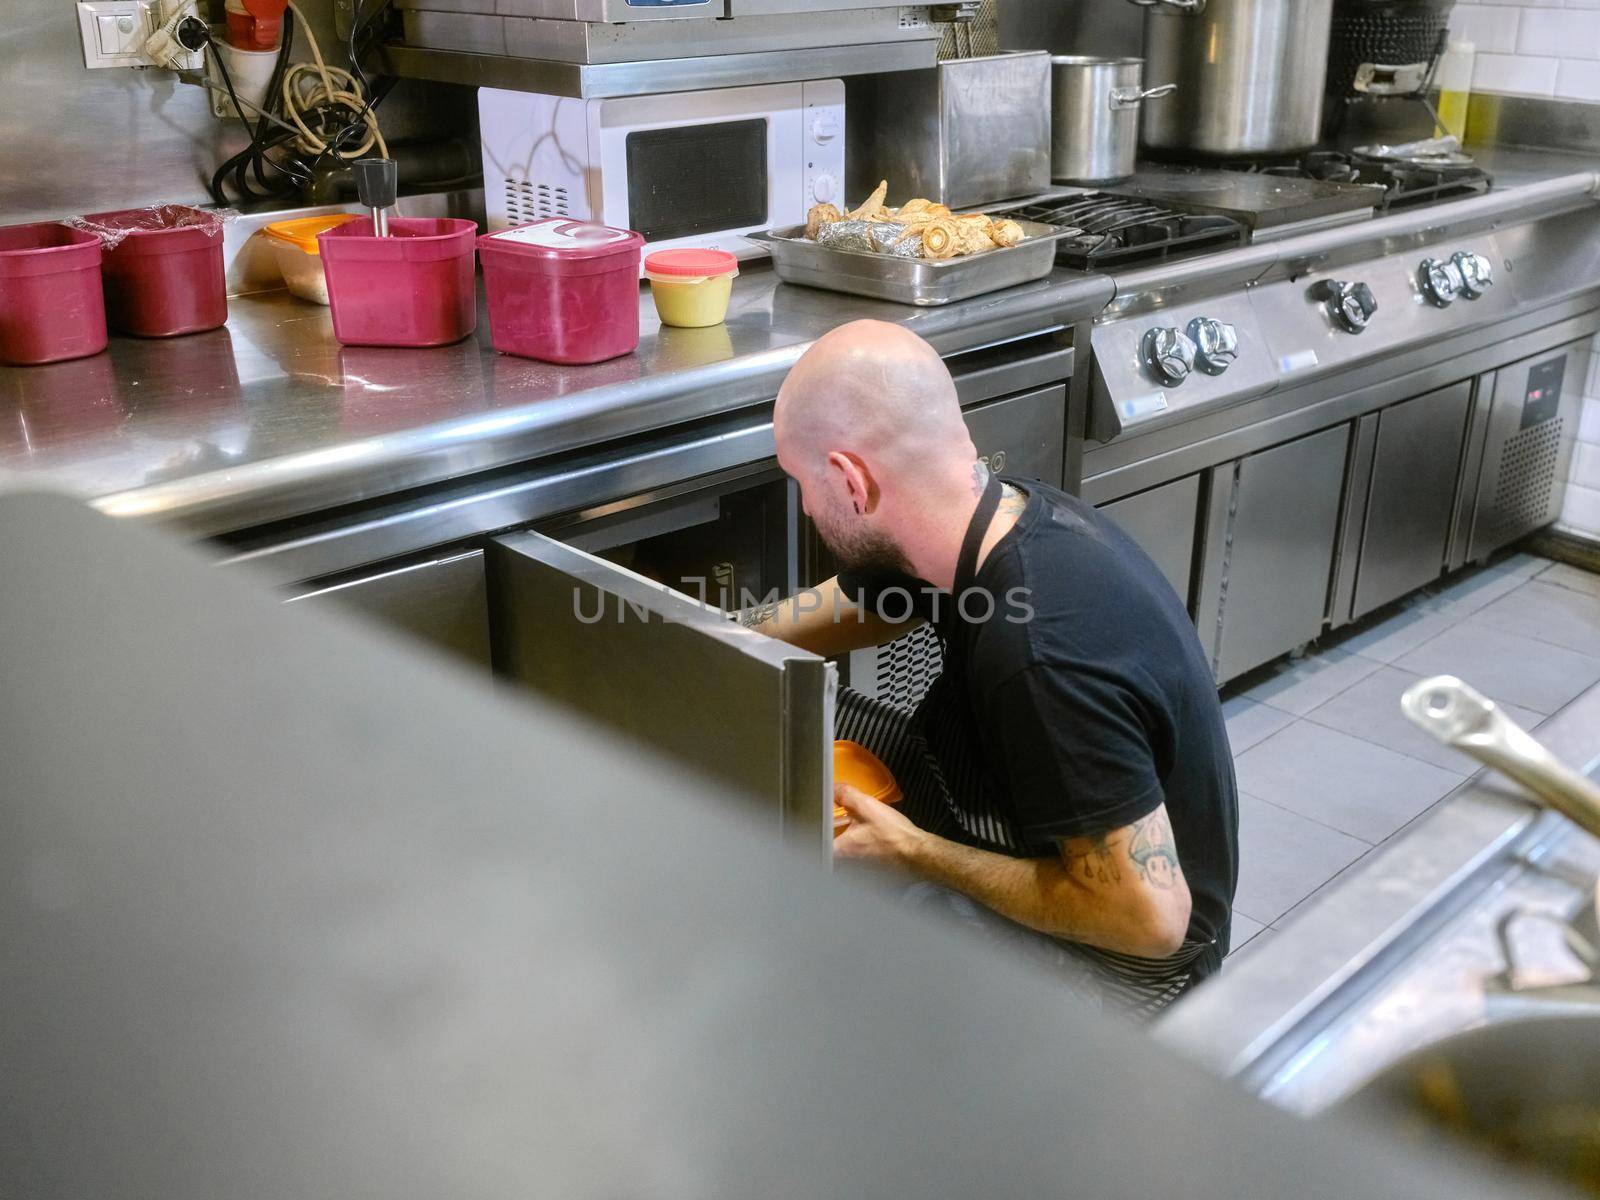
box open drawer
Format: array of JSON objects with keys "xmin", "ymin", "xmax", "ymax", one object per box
[{"xmin": 488, "ymin": 529, "xmax": 837, "ymax": 857}]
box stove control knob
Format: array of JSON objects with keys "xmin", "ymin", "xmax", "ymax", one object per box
[
  {"xmin": 1187, "ymin": 317, "xmax": 1238, "ymax": 375},
  {"xmin": 1418, "ymin": 257, "xmax": 1463, "ymax": 307},
  {"xmin": 1143, "ymin": 326, "xmax": 1196, "ymax": 386},
  {"xmin": 1452, "ymin": 250, "xmax": 1494, "ymax": 299},
  {"xmin": 1313, "ymin": 279, "xmax": 1378, "ymax": 333}
]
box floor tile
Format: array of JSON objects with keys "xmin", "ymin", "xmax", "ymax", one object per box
[
  {"xmin": 1241, "ymin": 647, "xmax": 1383, "ymax": 716},
  {"xmin": 1305, "ymin": 665, "xmax": 1547, "ymax": 774},
  {"xmin": 1231, "ymin": 792, "xmax": 1372, "ymax": 925},
  {"xmin": 1337, "ymin": 598, "xmax": 1465, "ymax": 664},
  {"xmin": 1229, "ymin": 910, "xmax": 1266, "ymax": 952},
  {"xmin": 1470, "ymin": 580, "xmax": 1600, "ymax": 659},
  {"xmin": 1272, "ymin": 855, "xmax": 1372, "ymax": 931},
  {"xmin": 1393, "ymin": 620, "xmax": 1600, "ymax": 715},
  {"xmin": 1221, "ymin": 695, "xmax": 1295, "ymax": 755},
  {"xmin": 1233, "ymin": 721, "xmax": 1465, "ymax": 844},
  {"xmin": 1539, "ymin": 561, "xmax": 1600, "ymax": 602},
  {"xmin": 1221, "ymin": 927, "xmax": 1278, "ymax": 974},
  {"xmin": 1425, "ymin": 553, "xmax": 1550, "ymax": 619}
]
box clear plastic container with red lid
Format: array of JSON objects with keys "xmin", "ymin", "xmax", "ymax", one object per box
[{"xmin": 478, "ymin": 218, "xmax": 645, "ymax": 365}]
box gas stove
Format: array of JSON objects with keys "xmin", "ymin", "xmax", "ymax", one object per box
[
  {"xmin": 996, "ymin": 193, "xmax": 1247, "ymax": 271},
  {"xmin": 1236, "ymin": 148, "xmax": 1494, "ymax": 212}
]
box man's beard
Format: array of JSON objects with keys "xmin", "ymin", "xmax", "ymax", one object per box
[{"xmin": 815, "ymin": 507, "xmax": 916, "ymax": 579}]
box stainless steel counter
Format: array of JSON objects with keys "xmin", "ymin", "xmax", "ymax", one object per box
[
  {"xmin": 1159, "ymin": 678, "xmax": 1600, "ymax": 1108},
  {"xmin": 0, "ymin": 265, "xmax": 1113, "ymax": 538}
]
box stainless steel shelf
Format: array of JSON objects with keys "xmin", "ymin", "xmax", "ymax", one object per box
[{"xmin": 376, "ymin": 40, "xmax": 937, "ymax": 98}]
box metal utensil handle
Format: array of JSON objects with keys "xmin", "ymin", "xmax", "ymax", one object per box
[
  {"xmin": 1125, "ymin": 0, "xmax": 1206, "ymax": 11},
  {"xmin": 1402, "ymin": 675, "xmax": 1600, "ymax": 840},
  {"xmin": 1110, "ymin": 83, "xmax": 1178, "ymax": 110}
]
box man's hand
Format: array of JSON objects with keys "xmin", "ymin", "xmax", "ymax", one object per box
[{"xmin": 833, "ymin": 783, "xmax": 926, "ymax": 870}]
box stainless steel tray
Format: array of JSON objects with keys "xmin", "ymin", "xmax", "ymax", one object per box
[{"xmin": 748, "ymin": 219, "xmax": 1075, "ymax": 307}]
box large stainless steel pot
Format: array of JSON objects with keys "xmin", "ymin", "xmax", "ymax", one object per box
[
  {"xmin": 1132, "ymin": 0, "xmax": 1335, "ymax": 157},
  {"xmin": 1050, "ymin": 56, "xmax": 1176, "ymax": 185}
]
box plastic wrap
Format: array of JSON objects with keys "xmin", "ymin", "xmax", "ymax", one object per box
[{"xmin": 66, "ymin": 205, "xmax": 236, "ymax": 249}]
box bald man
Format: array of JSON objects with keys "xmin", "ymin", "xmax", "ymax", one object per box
[{"xmin": 751, "ymin": 320, "xmax": 1239, "ymax": 1010}]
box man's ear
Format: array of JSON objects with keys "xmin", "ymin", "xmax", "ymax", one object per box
[{"xmin": 825, "ymin": 450, "xmax": 878, "ymax": 515}]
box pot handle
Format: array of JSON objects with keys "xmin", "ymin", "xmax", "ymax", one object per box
[
  {"xmin": 1125, "ymin": 0, "xmax": 1207, "ymax": 12},
  {"xmin": 1110, "ymin": 83, "xmax": 1178, "ymax": 111}
]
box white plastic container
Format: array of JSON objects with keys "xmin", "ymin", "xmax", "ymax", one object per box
[{"xmin": 261, "ymin": 214, "xmax": 357, "ymax": 304}]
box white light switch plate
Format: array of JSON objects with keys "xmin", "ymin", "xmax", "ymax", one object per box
[{"xmin": 77, "ymin": 0, "xmax": 159, "ymax": 69}]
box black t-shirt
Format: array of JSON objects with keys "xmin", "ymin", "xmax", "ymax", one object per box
[{"xmin": 845, "ymin": 480, "xmax": 1239, "ymax": 975}]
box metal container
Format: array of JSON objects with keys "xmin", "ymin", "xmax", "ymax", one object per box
[
  {"xmin": 749, "ymin": 219, "xmax": 1072, "ymax": 307},
  {"xmin": 844, "ymin": 50, "xmax": 1051, "ymax": 211},
  {"xmin": 1050, "ymin": 56, "xmax": 1175, "ymax": 185},
  {"xmin": 1133, "ymin": 0, "xmax": 1334, "ymax": 157}
]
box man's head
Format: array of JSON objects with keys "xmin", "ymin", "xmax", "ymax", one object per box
[{"xmin": 774, "ymin": 321, "xmax": 977, "ymax": 577}]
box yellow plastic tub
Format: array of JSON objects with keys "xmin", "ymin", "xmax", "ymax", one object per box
[
  {"xmin": 644, "ymin": 247, "xmax": 739, "ymax": 328},
  {"xmin": 261, "ymin": 213, "xmax": 358, "ymax": 304}
]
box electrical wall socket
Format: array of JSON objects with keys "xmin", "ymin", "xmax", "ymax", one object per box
[{"xmin": 77, "ymin": 0, "xmax": 159, "ymax": 68}]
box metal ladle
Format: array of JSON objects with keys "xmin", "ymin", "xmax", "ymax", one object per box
[{"xmin": 1402, "ymin": 675, "xmax": 1600, "ymax": 841}]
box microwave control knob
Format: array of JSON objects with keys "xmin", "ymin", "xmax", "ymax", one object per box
[
  {"xmin": 1452, "ymin": 250, "xmax": 1494, "ymax": 299},
  {"xmin": 1313, "ymin": 279, "xmax": 1377, "ymax": 333},
  {"xmin": 810, "ymin": 113, "xmax": 841, "ymax": 144},
  {"xmin": 1186, "ymin": 317, "xmax": 1238, "ymax": 374},
  {"xmin": 1419, "ymin": 257, "xmax": 1462, "ymax": 307},
  {"xmin": 811, "ymin": 174, "xmax": 838, "ymax": 204},
  {"xmin": 1143, "ymin": 326, "xmax": 1196, "ymax": 386}
]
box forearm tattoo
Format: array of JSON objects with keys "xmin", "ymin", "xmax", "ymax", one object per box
[{"xmin": 1126, "ymin": 811, "xmax": 1182, "ymax": 890}]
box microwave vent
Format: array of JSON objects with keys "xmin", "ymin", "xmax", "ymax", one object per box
[{"xmin": 504, "ymin": 180, "xmax": 571, "ymax": 224}]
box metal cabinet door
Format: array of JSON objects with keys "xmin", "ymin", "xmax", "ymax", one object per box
[
  {"xmin": 962, "ymin": 383, "xmax": 1068, "ymax": 489},
  {"xmin": 1098, "ymin": 475, "xmax": 1201, "ymax": 612},
  {"xmin": 1350, "ymin": 382, "xmax": 1473, "ymax": 620},
  {"xmin": 1207, "ymin": 425, "xmax": 1350, "ymax": 684},
  {"xmin": 488, "ymin": 530, "xmax": 836, "ymax": 855},
  {"xmin": 287, "ymin": 549, "xmax": 492, "ymax": 667}
]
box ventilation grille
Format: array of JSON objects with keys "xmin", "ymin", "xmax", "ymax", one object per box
[
  {"xmin": 873, "ymin": 623, "xmax": 944, "ymax": 712},
  {"xmin": 1484, "ymin": 417, "xmax": 1564, "ymax": 545},
  {"xmin": 504, "ymin": 180, "xmax": 571, "ymax": 224}
]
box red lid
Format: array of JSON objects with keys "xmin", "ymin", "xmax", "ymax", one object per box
[
  {"xmin": 644, "ymin": 248, "xmax": 739, "ymax": 277},
  {"xmin": 481, "ymin": 218, "xmax": 643, "ymax": 261}
]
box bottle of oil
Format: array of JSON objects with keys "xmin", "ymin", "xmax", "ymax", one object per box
[{"xmin": 1436, "ymin": 40, "xmax": 1475, "ymax": 142}]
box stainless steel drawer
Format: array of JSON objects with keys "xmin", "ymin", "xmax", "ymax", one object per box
[
  {"xmin": 287, "ymin": 549, "xmax": 491, "ymax": 667},
  {"xmin": 963, "ymin": 383, "xmax": 1068, "ymax": 489}
]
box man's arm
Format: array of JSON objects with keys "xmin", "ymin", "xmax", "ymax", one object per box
[
  {"xmin": 834, "ymin": 787, "xmax": 1192, "ymax": 959},
  {"xmin": 738, "ymin": 575, "xmax": 923, "ymax": 658}
]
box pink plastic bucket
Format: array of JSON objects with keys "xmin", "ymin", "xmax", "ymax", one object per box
[
  {"xmin": 478, "ymin": 219, "xmax": 644, "ymax": 365},
  {"xmin": 80, "ymin": 206, "xmax": 228, "ymax": 338},
  {"xmin": 319, "ymin": 217, "xmax": 478, "ymax": 348},
  {"xmin": 0, "ymin": 222, "xmax": 107, "ymax": 366}
]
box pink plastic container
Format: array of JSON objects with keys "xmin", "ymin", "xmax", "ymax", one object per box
[
  {"xmin": 81, "ymin": 206, "xmax": 228, "ymax": 337},
  {"xmin": 319, "ymin": 217, "xmax": 479, "ymax": 348},
  {"xmin": 478, "ymin": 218, "xmax": 645, "ymax": 365},
  {"xmin": 0, "ymin": 222, "xmax": 107, "ymax": 366}
]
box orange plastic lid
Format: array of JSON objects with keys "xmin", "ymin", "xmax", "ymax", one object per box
[
  {"xmin": 833, "ymin": 740, "xmax": 902, "ymax": 806},
  {"xmin": 262, "ymin": 213, "xmax": 359, "ymax": 255}
]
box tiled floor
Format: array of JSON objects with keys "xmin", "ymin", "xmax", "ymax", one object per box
[{"xmin": 1221, "ymin": 552, "xmax": 1600, "ymax": 962}]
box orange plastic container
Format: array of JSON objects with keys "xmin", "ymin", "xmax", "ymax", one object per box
[
  {"xmin": 833, "ymin": 740, "xmax": 901, "ymax": 837},
  {"xmin": 262, "ymin": 214, "xmax": 358, "ymax": 304}
]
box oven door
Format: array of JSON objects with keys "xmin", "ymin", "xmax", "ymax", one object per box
[
  {"xmin": 488, "ymin": 500, "xmax": 835, "ymax": 857},
  {"xmin": 593, "ymin": 85, "xmax": 808, "ymax": 256}
]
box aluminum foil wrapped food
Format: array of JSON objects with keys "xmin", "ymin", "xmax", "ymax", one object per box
[{"xmin": 815, "ymin": 219, "xmax": 927, "ymax": 259}]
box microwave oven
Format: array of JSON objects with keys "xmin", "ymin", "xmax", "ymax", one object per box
[{"xmin": 478, "ymin": 81, "xmax": 845, "ymax": 259}]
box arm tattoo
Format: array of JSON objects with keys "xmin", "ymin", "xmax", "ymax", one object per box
[
  {"xmin": 997, "ymin": 484, "xmax": 1027, "ymax": 518},
  {"xmin": 1126, "ymin": 811, "xmax": 1183, "ymax": 890},
  {"xmin": 738, "ymin": 600, "xmax": 779, "ymax": 629},
  {"xmin": 1063, "ymin": 831, "xmax": 1123, "ymax": 886}
]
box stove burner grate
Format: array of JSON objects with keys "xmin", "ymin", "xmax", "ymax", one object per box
[
  {"xmin": 1246, "ymin": 149, "xmax": 1492, "ymax": 210},
  {"xmin": 993, "ymin": 194, "xmax": 1248, "ymax": 270}
]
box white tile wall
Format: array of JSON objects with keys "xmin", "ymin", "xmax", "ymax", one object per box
[
  {"xmin": 1557, "ymin": 332, "xmax": 1600, "ymax": 542},
  {"xmin": 1450, "ymin": 0, "xmax": 1600, "ymax": 99}
]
